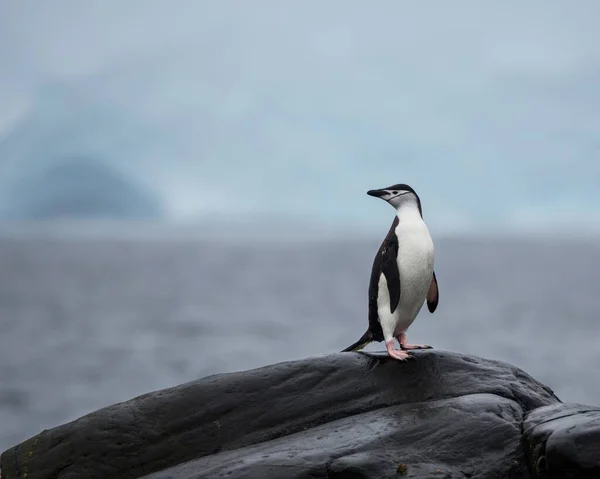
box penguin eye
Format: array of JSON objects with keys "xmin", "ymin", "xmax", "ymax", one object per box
[{"xmin": 392, "ymin": 191, "xmax": 398, "ymax": 194}]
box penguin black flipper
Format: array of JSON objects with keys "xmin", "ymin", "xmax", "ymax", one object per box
[
  {"xmin": 341, "ymin": 217, "xmax": 398, "ymax": 352},
  {"xmin": 427, "ymin": 270, "xmax": 439, "ymax": 313},
  {"xmin": 367, "ymin": 217, "xmax": 400, "ymax": 340},
  {"xmin": 381, "ymin": 233, "xmax": 400, "ymax": 314}
]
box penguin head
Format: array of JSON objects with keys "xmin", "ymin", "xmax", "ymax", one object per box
[{"xmin": 367, "ymin": 184, "xmax": 421, "ymax": 210}]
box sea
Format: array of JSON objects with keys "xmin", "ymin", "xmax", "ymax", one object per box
[{"xmin": 1, "ymin": 227, "xmax": 600, "ymax": 452}]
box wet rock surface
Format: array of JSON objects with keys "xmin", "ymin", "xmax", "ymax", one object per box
[
  {"xmin": 144, "ymin": 393, "xmax": 529, "ymax": 479},
  {"xmin": 523, "ymin": 403, "xmax": 600, "ymax": 478},
  {"xmin": 1, "ymin": 350, "xmax": 595, "ymax": 478}
]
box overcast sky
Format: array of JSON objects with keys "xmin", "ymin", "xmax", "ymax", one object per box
[{"xmin": 1, "ymin": 1, "xmax": 599, "ymax": 235}]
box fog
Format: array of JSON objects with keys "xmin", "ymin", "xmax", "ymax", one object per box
[{"xmin": 1, "ymin": 1, "xmax": 600, "ymax": 234}]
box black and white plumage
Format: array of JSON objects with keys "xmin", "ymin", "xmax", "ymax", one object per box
[{"xmin": 342, "ymin": 183, "xmax": 439, "ymax": 360}]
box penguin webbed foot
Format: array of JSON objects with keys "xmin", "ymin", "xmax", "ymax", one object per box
[
  {"xmin": 400, "ymin": 343, "xmax": 433, "ymax": 350},
  {"xmin": 397, "ymin": 333, "xmax": 433, "ymax": 351},
  {"xmin": 385, "ymin": 340, "xmax": 413, "ymax": 361}
]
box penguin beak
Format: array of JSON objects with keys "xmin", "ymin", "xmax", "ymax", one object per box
[{"xmin": 367, "ymin": 189, "xmax": 387, "ymax": 198}]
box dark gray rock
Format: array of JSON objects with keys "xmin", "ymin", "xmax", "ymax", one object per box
[
  {"xmin": 523, "ymin": 403, "xmax": 600, "ymax": 478},
  {"xmin": 144, "ymin": 393, "xmax": 529, "ymax": 479},
  {"xmin": 0, "ymin": 350, "xmax": 568, "ymax": 479}
]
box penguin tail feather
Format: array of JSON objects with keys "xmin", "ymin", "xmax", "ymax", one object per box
[{"xmin": 341, "ymin": 330, "xmax": 373, "ymax": 352}]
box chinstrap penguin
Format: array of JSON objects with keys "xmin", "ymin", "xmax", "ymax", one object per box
[{"xmin": 342, "ymin": 184, "xmax": 439, "ymax": 360}]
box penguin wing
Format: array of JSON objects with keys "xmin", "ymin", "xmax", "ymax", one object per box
[
  {"xmin": 367, "ymin": 217, "xmax": 399, "ymax": 342},
  {"xmin": 381, "ymin": 236, "xmax": 401, "ymax": 314},
  {"xmin": 427, "ymin": 270, "xmax": 439, "ymax": 313}
]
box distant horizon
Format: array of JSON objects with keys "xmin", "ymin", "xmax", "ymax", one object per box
[{"xmin": 1, "ymin": 217, "xmax": 599, "ymax": 243}]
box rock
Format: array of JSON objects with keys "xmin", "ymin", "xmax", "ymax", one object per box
[
  {"xmin": 0, "ymin": 350, "xmax": 582, "ymax": 479},
  {"xmin": 143, "ymin": 393, "xmax": 529, "ymax": 479},
  {"xmin": 523, "ymin": 403, "xmax": 600, "ymax": 478}
]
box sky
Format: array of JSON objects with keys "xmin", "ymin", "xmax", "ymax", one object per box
[{"xmin": 0, "ymin": 1, "xmax": 599, "ymax": 236}]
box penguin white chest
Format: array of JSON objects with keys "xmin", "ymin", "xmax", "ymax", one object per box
[
  {"xmin": 395, "ymin": 220, "xmax": 434, "ymax": 312},
  {"xmin": 377, "ymin": 217, "xmax": 434, "ymax": 338}
]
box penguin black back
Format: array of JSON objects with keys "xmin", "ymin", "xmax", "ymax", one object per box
[
  {"xmin": 340, "ymin": 216, "xmax": 399, "ymax": 351},
  {"xmin": 367, "ymin": 216, "xmax": 399, "ymax": 342}
]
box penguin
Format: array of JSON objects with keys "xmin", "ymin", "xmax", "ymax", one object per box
[{"xmin": 342, "ymin": 184, "xmax": 439, "ymax": 360}]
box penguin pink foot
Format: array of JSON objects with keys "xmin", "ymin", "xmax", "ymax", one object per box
[
  {"xmin": 386, "ymin": 339, "xmax": 412, "ymax": 361},
  {"xmin": 397, "ymin": 333, "xmax": 432, "ymax": 350}
]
